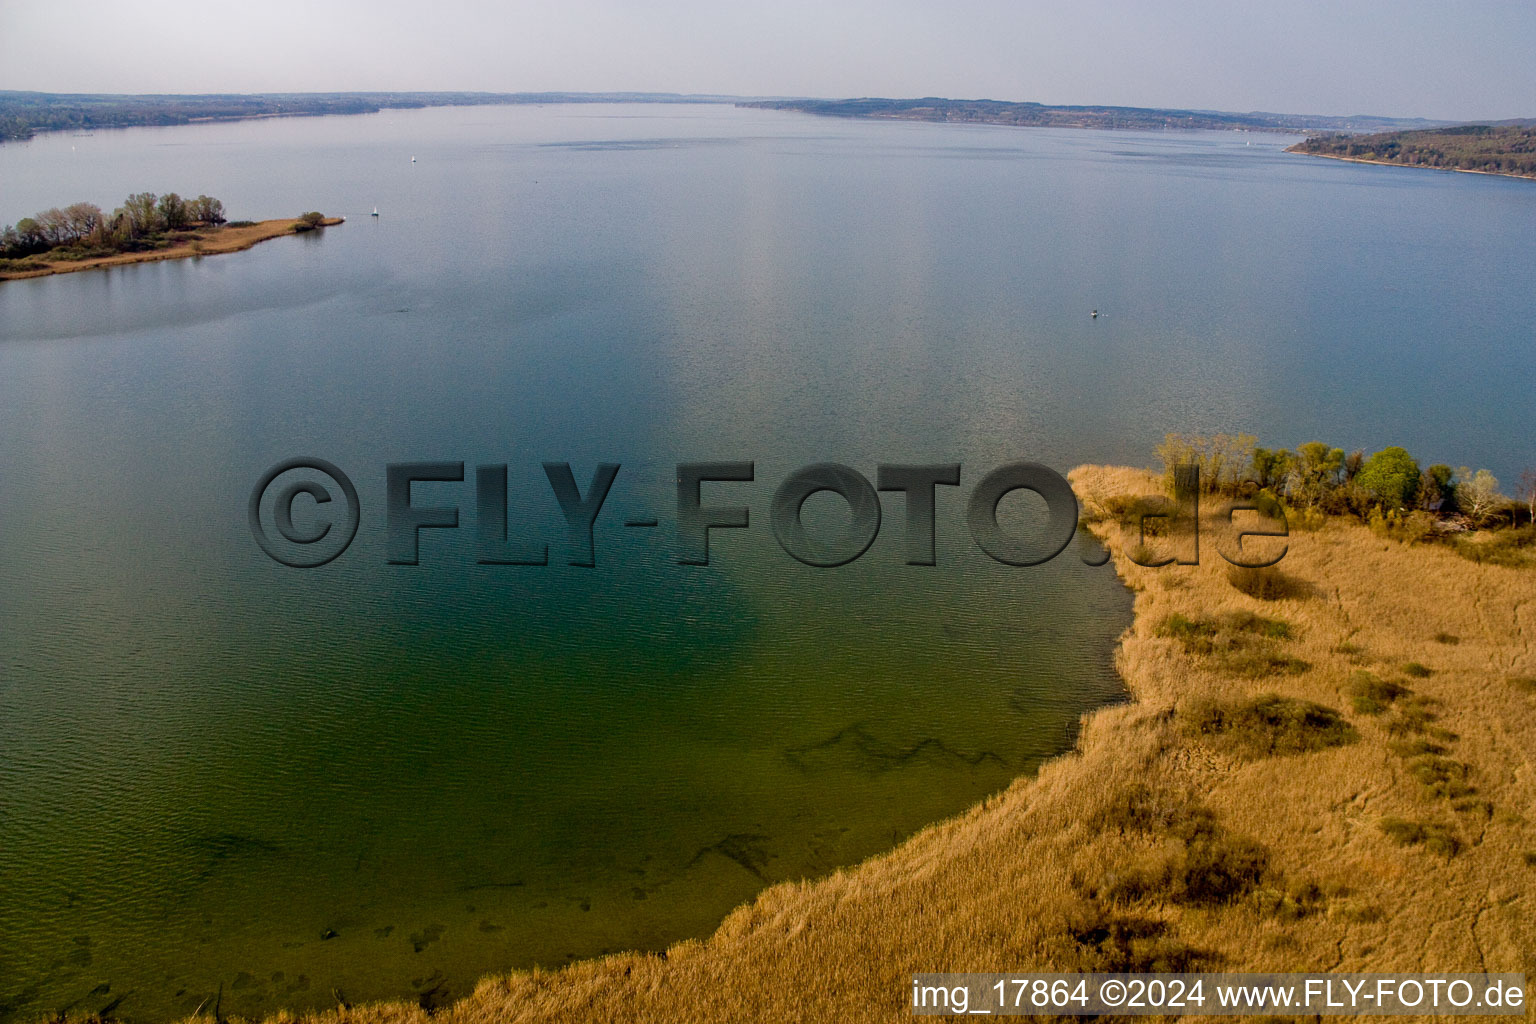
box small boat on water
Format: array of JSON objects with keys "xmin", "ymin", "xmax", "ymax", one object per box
[
  {"xmin": 371, "ymin": 207, "xmax": 379, "ymax": 217},
  {"xmin": 1090, "ymin": 309, "xmax": 1099, "ymax": 319}
]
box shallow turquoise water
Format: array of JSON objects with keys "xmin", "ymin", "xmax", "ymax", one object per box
[{"xmin": 0, "ymin": 103, "xmax": 1533, "ymax": 1022}]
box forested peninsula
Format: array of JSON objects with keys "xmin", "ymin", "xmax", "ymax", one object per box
[
  {"xmin": 1288, "ymin": 124, "xmax": 1536, "ymax": 180},
  {"xmin": 0, "ymin": 192, "xmax": 338, "ymax": 281},
  {"xmin": 738, "ymin": 97, "xmax": 1446, "ymax": 134}
]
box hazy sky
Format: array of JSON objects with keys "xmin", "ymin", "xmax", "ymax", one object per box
[{"xmin": 2, "ymin": 0, "xmax": 1533, "ymax": 121}]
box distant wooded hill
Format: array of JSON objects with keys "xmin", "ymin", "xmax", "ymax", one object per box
[
  {"xmin": 1288, "ymin": 124, "xmax": 1536, "ymax": 179},
  {"xmin": 737, "ymin": 97, "xmax": 1450, "ymax": 134},
  {"xmin": 5, "ymin": 90, "xmax": 1520, "ymax": 147},
  {"xmin": 0, "ymin": 91, "xmax": 727, "ymax": 142}
]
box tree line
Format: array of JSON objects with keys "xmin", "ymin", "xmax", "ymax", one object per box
[
  {"xmin": 1155, "ymin": 433, "xmax": 1534, "ymax": 533},
  {"xmin": 0, "ymin": 91, "xmax": 709, "ymax": 143},
  {"xmin": 1, "ymin": 192, "xmax": 227, "ymax": 260},
  {"xmin": 1291, "ymin": 125, "xmax": 1536, "ymax": 178}
]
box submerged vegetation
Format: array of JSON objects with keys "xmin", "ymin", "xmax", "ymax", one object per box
[
  {"xmin": 1289, "ymin": 124, "xmax": 1536, "ymax": 179},
  {"xmin": 205, "ymin": 454, "xmax": 1532, "ymax": 1023}
]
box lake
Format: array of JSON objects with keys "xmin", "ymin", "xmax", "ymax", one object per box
[{"xmin": 0, "ymin": 103, "xmax": 1533, "ymax": 1023}]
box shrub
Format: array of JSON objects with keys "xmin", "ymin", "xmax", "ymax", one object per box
[
  {"xmin": 1450, "ymin": 524, "xmax": 1536, "ymax": 568},
  {"xmin": 1509, "ymin": 676, "xmax": 1536, "ymax": 694},
  {"xmin": 1177, "ymin": 832, "xmax": 1269, "ymax": 904},
  {"xmin": 1062, "ymin": 905, "xmax": 1209, "ymax": 972},
  {"xmin": 1345, "ymin": 671, "xmax": 1408, "ymax": 715},
  {"xmin": 1434, "ymin": 633, "xmax": 1459, "ymax": 645},
  {"xmin": 1099, "ymin": 801, "xmax": 1271, "ymax": 907},
  {"xmin": 1184, "ymin": 695, "xmax": 1357, "ymax": 758},
  {"xmin": 227, "ymin": 219, "xmax": 257, "ymax": 228},
  {"xmin": 1251, "ymin": 881, "xmax": 1327, "ymax": 921},
  {"xmin": 298, "ymin": 211, "xmax": 326, "ymax": 229},
  {"xmin": 1389, "ymin": 737, "xmax": 1448, "ymax": 758},
  {"xmin": 1221, "ymin": 650, "xmax": 1310, "ymax": 677},
  {"xmin": 1379, "ymin": 817, "xmax": 1460, "ymax": 857},
  {"xmin": 1384, "ymin": 696, "xmax": 1448, "ymax": 738},
  {"xmin": 1156, "ymin": 611, "xmax": 1293, "ymax": 653},
  {"xmin": 1156, "ymin": 433, "xmax": 1256, "ymax": 496},
  {"xmin": 1407, "ymin": 756, "xmax": 1474, "ymax": 800},
  {"xmin": 1288, "ymin": 506, "xmax": 1327, "ymax": 532},
  {"xmin": 1227, "ymin": 565, "xmax": 1306, "ymax": 600},
  {"xmin": 1401, "ymin": 662, "xmax": 1433, "ymax": 678}
]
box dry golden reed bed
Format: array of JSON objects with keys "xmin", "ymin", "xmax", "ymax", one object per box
[
  {"xmin": 244, "ymin": 466, "xmax": 1534, "ymax": 1024},
  {"xmin": 0, "ymin": 218, "xmax": 342, "ymax": 281}
]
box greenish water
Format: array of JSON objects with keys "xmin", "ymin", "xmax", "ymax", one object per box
[{"xmin": 1, "ymin": 103, "xmax": 1534, "ymax": 1022}]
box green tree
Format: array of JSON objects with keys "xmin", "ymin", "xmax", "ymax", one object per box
[
  {"xmin": 63, "ymin": 202, "xmax": 102, "ymax": 241},
  {"xmin": 157, "ymin": 193, "xmax": 189, "ymax": 231},
  {"xmin": 15, "ymin": 217, "xmax": 44, "ymax": 247},
  {"xmin": 1357, "ymin": 447, "xmax": 1420, "ymax": 510},
  {"xmin": 1289, "ymin": 441, "xmax": 1344, "ymax": 505},
  {"xmin": 189, "ymin": 195, "xmax": 225, "ymax": 225},
  {"xmin": 121, "ymin": 192, "xmax": 160, "ymax": 238},
  {"xmin": 1251, "ymin": 447, "xmax": 1291, "ymax": 490}
]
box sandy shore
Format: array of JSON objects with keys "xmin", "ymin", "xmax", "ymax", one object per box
[
  {"xmin": 1285, "ymin": 148, "xmax": 1536, "ymax": 183},
  {"xmin": 234, "ymin": 466, "xmax": 1534, "ymax": 1023},
  {"xmin": 0, "ymin": 217, "xmax": 343, "ymax": 282}
]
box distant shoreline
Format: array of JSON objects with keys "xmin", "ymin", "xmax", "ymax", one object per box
[
  {"xmin": 0, "ymin": 90, "xmax": 1458, "ymax": 145},
  {"xmin": 0, "ymin": 216, "xmax": 342, "ymax": 282},
  {"xmin": 1285, "ymin": 147, "xmax": 1536, "ymax": 182}
]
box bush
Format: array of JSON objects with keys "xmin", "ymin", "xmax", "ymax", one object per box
[
  {"xmin": 1450, "ymin": 524, "xmax": 1536, "ymax": 568},
  {"xmin": 1184, "ymin": 695, "xmax": 1357, "ymax": 758},
  {"xmin": 1379, "ymin": 817, "xmax": 1460, "ymax": 857},
  {"xmin": 1407, "ymin": 756, "xmax": 1474, "ymax": 800},
  {"xmin": 1061, "ymin": 905, "xmax": 1209, "ymax": 972},
  {"xmin": 1344, "ymin": 671, "xmax": 1409, "ymax": 715},
  {"xmin": 296, "ymin": 211, "xmax": 326, "ymax": 230},
  {"xmin": 1157, "ymin": 611, "xmax": 1293, "ymax": 653},
  {"xmin": 226, "ymin": 220, "xmax": 257, "ymax": 228},
  {"xmin": 1384, "ymin": 696, "xmax": 1452, "ymax": 740},
  {"xmin": 1221, "ymin": 650, "xmax": 1310, "ymax": 677},
  {"xmin": 1103, "ymin": 828, "xmax": 1270, "ymax": 907},
  {"xmin": 1227, "ymin": 565, "xmax": 1307, "ymax": 600}
]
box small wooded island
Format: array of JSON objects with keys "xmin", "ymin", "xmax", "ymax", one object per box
[
  {"xmin": 1288, "ymin": 124, "xmax": 1536, "ymax": 181},
  {"xmin": 0, "ymin": 192, "xmax": 341, "ymax": 281}
]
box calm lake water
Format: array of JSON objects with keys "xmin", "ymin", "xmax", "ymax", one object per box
[{"xmin": 1, "ymin": 103, "xmax": 1533, "ymax": 1022}]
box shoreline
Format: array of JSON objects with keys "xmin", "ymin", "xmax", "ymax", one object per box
[
  {"xmin": 1285, "ymin": 147, "xmax": 1536, "ymax": 182},
  {"xmin": 0, "ymin": 217, "xmax": 343, "ymax": 282},
  {"xmin": 231, "ymin": 465, "xmax": 1534, "ymax": 1023}
]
